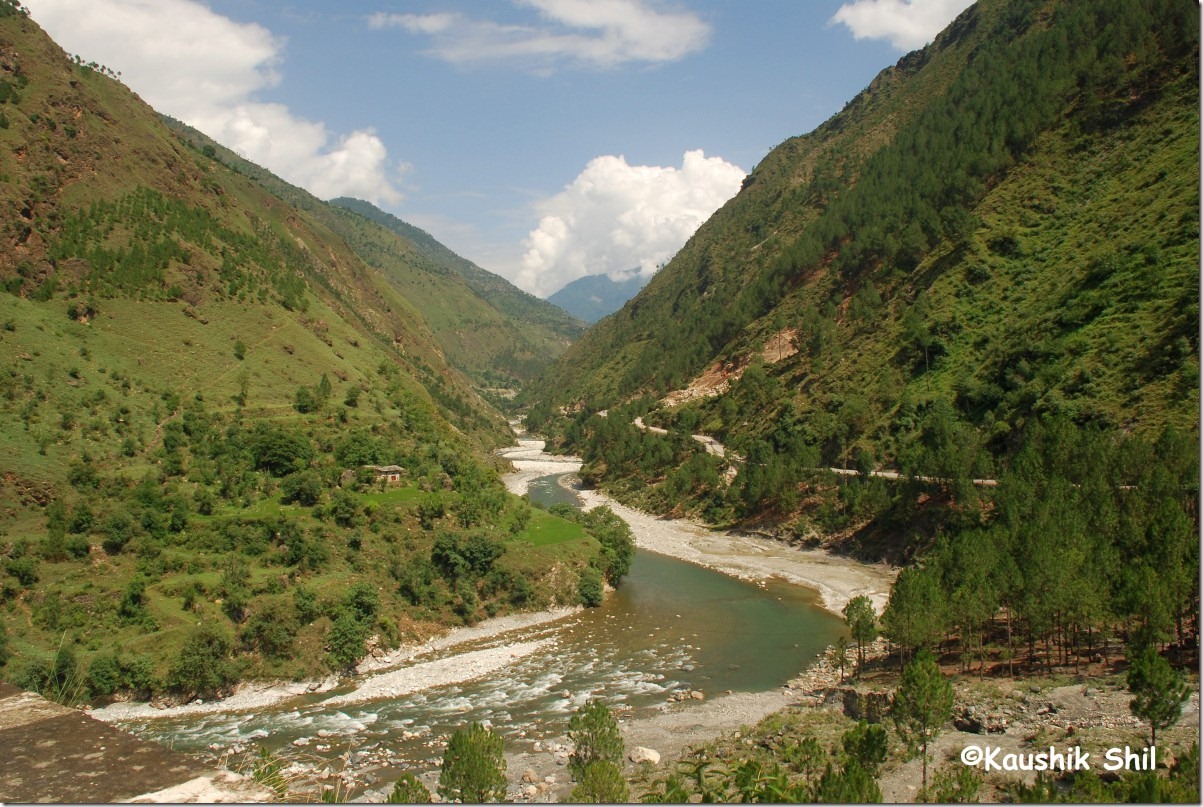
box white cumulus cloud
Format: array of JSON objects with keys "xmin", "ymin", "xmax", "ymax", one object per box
[
  {"xmin": 23, "ymin": 0, "xmax": 403, "ymax": 205},
  {"xmin": 518, "ymin": 150, "xmax": 744, "ymax": 297},
  {"xmin": 370, "ymin": 0, "xmax": 710, "ymax": 71},
  {"xmin": 831, "ymin": 0, "xmax": 974, "ymax": 51}
]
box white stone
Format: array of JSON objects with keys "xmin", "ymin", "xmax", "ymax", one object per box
[{"xmin": 629, "ymin": 746, "xmax": 661, "ymax": 765}]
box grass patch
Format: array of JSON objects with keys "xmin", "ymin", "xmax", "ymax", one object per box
[{"xmin": 521, "ymin": 508, "xmax": 587, "ymax": 546}]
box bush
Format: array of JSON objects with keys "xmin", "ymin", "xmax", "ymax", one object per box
[
  {"xmin": 87, "ymin": 652, "xmax": 122, "ymax": 697},
  {"xmin": 344, "ymin": 583, "xmax": 380, "ymax": 623},
  {"xmin": 438, "ymin": 722, "xmax": 507, "ymax": 803},
  {"xmin": 168, "ymin": 622, "xmax": 238, "ymax": 696},
  {"xmin": 101, "ymin": 509, "xmax": 137, "ymax": 555},
  {"xmin": 326, "ymin": 610, "xmax": 370, "ymax": 670},
  {"xmin": 5, "ymin": 556, "xmax": 38, "ymax": 587},
  {"xmin": 66, "ymin": 535, "xmax": 91, "ymax": 560},
  {"xmin": 387, "ymin": 772, "xmax": 432, "ymax": 803},
  {"xmin": 570, "ymin": 760, "xmax": 629, "ymax": 803},
  {"xmin": 241, "ymin": 599, "xmax": 300, "ymax": 658},
  {"xmin": 280, "ymin": 470, "xmax": 324, "ymax": 506},
  {"xmin": 328, "ymin": 489, "xmax": 361, "ymax": 528},
  {"xmin": 578, "ymin": 567, "xmax": 604, "ymax": 607}
]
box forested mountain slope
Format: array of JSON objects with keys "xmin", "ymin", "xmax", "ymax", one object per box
[
  {"xmin": 0, "ymin": 1, "xmax": 616, "ymax": 703},
  {"xmin": 523, "ymin": 0, "xmax": 1199, "ymax": 686},
  {"xmin": 527, "ymin": 0, "xmax": 1198, "ymax": 454}
]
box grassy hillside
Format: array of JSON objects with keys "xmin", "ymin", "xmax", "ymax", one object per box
[
  {"xmin": 157, "ymin": 119, "xmax": 582, "ymax": 392},
  {"xmin": 0, "ymin": 1, "xmax": 620, "ymax": 704},
  {"xmin": 328, "ymin": 197, "xmax": 585, "ymax": 340}
]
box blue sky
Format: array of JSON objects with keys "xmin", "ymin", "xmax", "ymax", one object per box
[{"xmin": 22, "ymin": 0, "xmax": 974, "ymax": 296}]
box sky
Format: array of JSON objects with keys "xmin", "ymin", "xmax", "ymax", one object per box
[{"xmin": 20, "ymin": 0, "xmax": 975, "ymax": 298}]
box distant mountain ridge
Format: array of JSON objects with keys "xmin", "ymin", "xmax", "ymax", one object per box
[{"xmin": 546, "ymin": 272, "xmax": 651, "ymax": 323}]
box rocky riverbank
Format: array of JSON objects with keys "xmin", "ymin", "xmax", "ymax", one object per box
[{"xmin": 499, "ymin": 437, "xmax": 896, "ymax": 617}]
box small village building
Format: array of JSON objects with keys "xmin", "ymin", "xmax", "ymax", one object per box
[{"xmin": 367, "ymin": 464, "xmax": 405, "ymax": 484}]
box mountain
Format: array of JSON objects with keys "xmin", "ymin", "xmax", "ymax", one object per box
[
  {"xmin": 0, "ymin": 2, "xmax": 610, "ymax": 699},
  {"xmin": 156, "ymin": 124, "xmax": 584, "ymax": 392},
  {"xmin": 527, "ymin": 0, "xmax": 1198, "ymax": 462},
  {"xmin": 523, "ymin": 0, "xmax": 1199, "ymax": 713},
  {"xmin": 328, "ymin": 197, "xmax": 585, "ymax": 341},
  {"xmin": 546, "ymin": 272, "xmax": 651, "ymax": 324}
]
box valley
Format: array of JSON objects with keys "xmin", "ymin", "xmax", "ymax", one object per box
[{"xmin": 0, "ymin": 0, "xmax": 1198, "ymax": 802}]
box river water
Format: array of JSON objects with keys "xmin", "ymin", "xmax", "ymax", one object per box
[{"xmin": 114, "ymin": 473, "xmax": 844, "ymax": 787}]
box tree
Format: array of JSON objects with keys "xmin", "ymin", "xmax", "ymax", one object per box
[
  {"xmin": 438, "ymin": 722, "xmax": 507, "ymax": 803},
  {"xmin": 281, "ymin": 469, "xmax": 324, "ymax": 506},
  {"xmin": 568, "ymin": 700, "xmax": 625, "ymax": 780},
  {"xmin": 326, "ymin": 610, "xmax": 370, "ymax": 671},
  {"xmin": 571, "ymin": 760, "xmax": 629, "ymax": 803},
  {"xmin": 882, "ymin": 566, "xmax": 946, "ymax": 663},
  {"xmin": 842, "ymin": 595, "xmax": 878, "ymax": 674},
  {"xmin": 842, "ymin": 721, "xmax": 888, "ymax": 774},
  {"xmin": 891, "ymin": 649, "xmax": 954, "ymax": 797},
  {"xmin": 1127, "ymin": 646, "xmax": 1189, "ymax": 747},
  {"xmin": 828, "ymin": 636, "xmax": 850, "ymax": 682}
]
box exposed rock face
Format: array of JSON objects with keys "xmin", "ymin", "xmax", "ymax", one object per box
[{"xmin": 840, "ymin": 688, "xmax": 892, "ymax": 724}]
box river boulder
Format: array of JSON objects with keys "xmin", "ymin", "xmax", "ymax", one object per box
[{"xmin": 629, "ymin": 747, "xmax": 661, "ymax": 765}]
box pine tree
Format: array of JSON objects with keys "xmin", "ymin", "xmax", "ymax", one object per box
[
  {"xmin": 386, "ymin": 772, "xmax": 432, "ymax": 803},
  {"xmin": 568, "ymin": 700, "xmax": 625, "ymax": 780},
  {"xmin": 570, "ymin": 760, "xmax": 629, "ymax": 803},
  {"xmin": 891, "ymin": 649, "xmax": 954, "ymax": 798},
  {"xmin": 438, "ymin": 722, "xmax": 507, "ymax": 803},
  {"xmin": 842, "ymin": 595, "xmax": 878, "ymax": 674},
  {"xmin": 1127, "ymin": 646, "xmax": 1190, "ymax": 747}
]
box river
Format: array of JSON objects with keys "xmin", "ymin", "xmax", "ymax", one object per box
[{"xmin": 107, "ymin": 455, "xmax": 857, "ymax": 799}]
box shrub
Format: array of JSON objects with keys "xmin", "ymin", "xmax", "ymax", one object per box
[
  {"xmin": 326, "ymin": 610, "xmax": 370, "ymax": 671},
  {"xmin": 386, "ymin": 772, "xmax": 432, "ymax": 803},
  {"xmin": 168, "ymin": 622, "xmax": 238, "ymax": 696},
  {"xmin": 241, "ymin": 599, "xmax": 300, "ymax": 658},
  {"xmin": 101, "ymin": 509, "xmax": 137, "ymax": 555},
  {"xmin": 571, "ymin": 760, "xmax": 629, "ymax": 803},
  {"xmin": 578, "ymin": 567, "xmax": 603, "ymax": 607},
  {"xmin": 87, "ymin": 652, "xmax": 122, "ymax": 697},
  {"xmin": 5, "ymin": 556, "xmax": 38, "ymax": 587},
  {"xmin": 280, "ymin": 470, "xmax": 324, "ymax": 506},
  {"xmin": 438, "ymin": 723, "xmax": 507, "ymax": 803}
]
